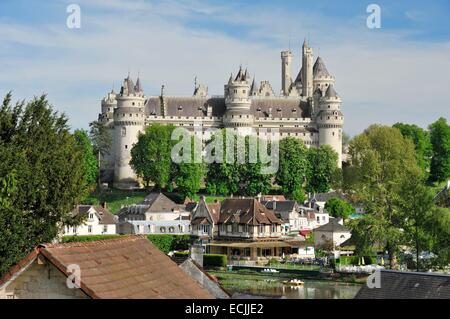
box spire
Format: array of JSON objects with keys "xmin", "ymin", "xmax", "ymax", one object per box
[
  {"xmin": 325, "ymin": 85, "xmax": 338, "ymax": 98},
  {"xmin": 228, "ymin": 73, "xmax": 233, "ymax": 85},
  {"xmin": 250, "ymin": 77, "xmax": 259, "ymax": 95},
  {"xmin": 303, "ymin": 37, "xmax": 307, "ymax": 48},
  {"xmin": 235, "ymin": 65, "xmax": 243, "ymax": 81},
  {"xmin": 135, "ymin": 76, "xmax": 142, "ymax": 93},
  {"xmin": 294, "ymin": 67, "xmax": 303, "ymax": 84},
  {"xmin": 313, "ymin": 56, "xmax": 330, "ymax": 78}
]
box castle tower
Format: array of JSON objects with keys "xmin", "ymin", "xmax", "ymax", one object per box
[
  {"xmin": 113, "ymin": 75, "xmax": 146, "ymax": 188},
  {"xmin": 317, "ymin": 85, "xmax": 344, "ymax": 167},
  {"xmin": 223, "ymin": 66, "xmax": 254, "ymax": 135},
  {"xmin": 301, "ymin": 39, "xmax": 314, "ymax": 98},
  {"xmin": 281, "ymin": 50, "xmax": 293, "ymax": 96},
  {"xmin": 312, "ymin": 56, "xmax": 335, "ymax": 93},
  {"xmin": 99, "ymin": 89, "xmax": 117, "ymax": 182}
]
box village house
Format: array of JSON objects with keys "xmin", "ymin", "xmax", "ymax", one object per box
[
  {"xmin": 0, "ymin": 236, "xmax": 213, "ymax": 299},
  {"xmin": 263, "ymin": 200, "xmax": 304, "ymax": 234},
  {"xmin": 190, "ymin": 197, "xmax": 221, "ymax": 242},
  {"xmin": 298, "ymin": 206, "xmax": 330, "ymax": 229},
  {"xmin": 313, "ymin": 218, "xmax": 351, "ymax": 249},
  {"xmin": 117, "ymin": 193, "xmax": 190, "ymax": 234},
  {"xmin": 63, "ymin": 204, "xmax": 117, "ymax": 236}
]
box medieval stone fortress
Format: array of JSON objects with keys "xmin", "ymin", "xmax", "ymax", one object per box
[{"xmin": 98, "ymin": 39, "xmax": 344, "ymax": 187}]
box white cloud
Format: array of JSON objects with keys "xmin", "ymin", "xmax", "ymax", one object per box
[{"xmin": 0, "ymin": 0, "xmax": 448, "ymax": 135}]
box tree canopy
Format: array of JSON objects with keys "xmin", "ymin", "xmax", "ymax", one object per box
[
  {"xmin": 324, "ymin": 197, "xmax": 355, "ymax": 219},
  {"xmin": 393, "ymin": 122, "xmax": 432, "ymax": 173},
  {"xmin": 0, "ymin": 93, "xmax": 87, "ymax": 276},
  {"xmin": 74, "ymin": 129, "xmax": 98, "ymax": 188},
  {"xmin": 429, "ymin": 118, "xmax": 450, "ymax": 183},
  {"xmin": 130, "ymin": 124, "xmax": 176, "ymax": 189},
  {"xmin": 306, "ymin": 145, "xmax": 339, "ymax": 193}
]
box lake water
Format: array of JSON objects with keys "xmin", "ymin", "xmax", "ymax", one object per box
[{"xmin": 230, "ymin": 280, "xmax": 362, "ymax": 299}]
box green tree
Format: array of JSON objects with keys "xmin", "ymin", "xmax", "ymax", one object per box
[
  {"xmin": 276, "ymin": 137, "xmax": 309, "ymax": 197},
  {"xmin": 74, "ymin": 129, "xmax": 98, "ymax": 188},
  {"xmin": 342, "ymin": 131, "xmax": 351, "ymax": 149},
  {"xmin": 429, "ymin": 118, "xmax": 450, "ymax": 183},
  {"xmin": 306, "ymin": 145, "xmax": 339, "ymax": 193},
  {"xmin": 205, "ymin": 129, "xmax": 273, "ymax": 196},
  {"xmin": 343, "ymin": 125, "xmax": 421, "ymax": 269},
  {"xmin": 89, "ymin": 120, "xmax": 112, "ymax": 187},
  {"xmin": 324, "ymin": 197, "xmax": 355, "ymax": 219},
  {"xmin": 0, "ymin": 93, "xmax": 86, "ymax": 276},
  {"xmin": 425, "ymin": 207, "xmax": 450, "ymax": 267},
  {"xmin": 173, "ymin": 135, "xmax": 206, "ymax": 199},
  {"xmin": 130, "ymin": 124, "xmax": 176, "ymax": 189},
  {"xmin": 393, "ymin": 123, "xmax": 432, "ymax": 173}
]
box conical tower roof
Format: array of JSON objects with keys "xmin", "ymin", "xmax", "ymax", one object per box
[
  {"xmin": 135, "ymin": 76, "xmax": 143, "ymax": 92},
  {"xmin": 250, "ymin": 78, "xmax": 259, "ymax": 95},
  {"xmin": 325, "ymin": 85, "xmax": 338, "ymax": 98},
  {"xmin": 294, "ymin": 67, "xmax": 303, "ymax": 84},
  {"xmin": 313, "ymin": 57, "xmax": 330, "ymax": 78}
]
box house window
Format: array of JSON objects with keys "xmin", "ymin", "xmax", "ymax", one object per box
[
  {"xmin": 259, "ymin": 225, "xmax": 264, "ymax": 234},
  {"xmin": 160, "ymin": 227, "xmax": 166, "ymax": 233},
  {"xmin": 169, "ymin": 227, "xmax": 175, "ymax": 233},
  {"xmin": 103, "ymin": 225, "xmax": 108, "ymax": 233},
  {"xmin": 89, "ymin": 213, "xmax": 94, "ymax": 219},
  {"xmin": 316, "ymin": 216, "xmax": 320, "ymax": 222},
  {"xmin": 271, "ymin": 224, "xmax": 276, "ymax": 233},
  {"xmin": 88, "ymin": 226, "xmax": 92, "ymax": 233}
]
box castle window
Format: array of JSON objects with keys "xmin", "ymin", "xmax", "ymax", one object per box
[
  {"xmin": 132, "ymin": 102, "xmax": 135, "ymax": 106},
  {"xmin": 121, "ymin": 126, "xmax": 126, "ymax": 137},
  {"xmin": 125, "ymin": 145, "xmax": 128, "ymax": 149},
  {"xmin": 243, "ymin": 90, "xmax": 246, "ymax": 93},
  {"xmin": 129, "ymin": 114, "xmax": 132, "ymax": 117},
  {"xmin": 332, "ymin": 132, "xmax": 335, "ymax": 136}
]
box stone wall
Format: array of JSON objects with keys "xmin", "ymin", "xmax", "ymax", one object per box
[{"xmin": 0, "ymin": 258, "xmax": 89, "ymax": 299}]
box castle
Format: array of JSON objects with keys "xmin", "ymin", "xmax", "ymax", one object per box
[{"xmin": 98, "ymin": 39, "xmax": 344, "ymax": 188}]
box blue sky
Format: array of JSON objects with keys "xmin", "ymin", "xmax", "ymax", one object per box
[{"xmin": 0, "ymin": 0, "xmax": 449, "ymax": 135}]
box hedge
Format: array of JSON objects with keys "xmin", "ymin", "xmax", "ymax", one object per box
[
  {"xmin": 146, "ymin": 234, "xmax": 191, "ymax": 254},
  {"xmin": 336, "ymin": 256, "xmax": 377, "ymax": 265},
  {"xmin": 203, "ymin": 254, "xmax": 227, "ymax": 267},
  {"xmin": 61, "ymin": 235, "xmax": 124, "ymax": 243}
]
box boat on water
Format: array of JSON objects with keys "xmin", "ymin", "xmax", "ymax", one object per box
[
  {"xmin": 262, "ymin": 268, "xmax": 280, "ymax": 273},
  {"xmin": 283, "ymin": 279, "xmax": 304, "ymax": 286}
]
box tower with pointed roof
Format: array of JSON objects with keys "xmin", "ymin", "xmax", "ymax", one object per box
[
  {"xmin": 312, "ymin": 56, "xmax": 335, "ymax": 93},
  {"xmin": 317, "ymin": 85, "xmax": 344, "ymax": 167},
  {"xmin": 301, "ymin": 39, "xmax": 314, "ymax": 98},
  {"xmin": 113, "ymin": 75, "xmax": 147, "ymax": 187},
  {"xmin": 223, "ymin": 66, "xmax": 254, "ymax": 135},
  {"xmin": 99, "ymin": 89, "xmax": 117, "ymax": 181}
]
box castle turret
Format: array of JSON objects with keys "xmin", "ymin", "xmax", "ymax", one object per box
[
  {"xmin": 281, "ymin": 50, "xmax": 293, "ymax": 96},
  {"xmin": 301, "ymin": 39, "xmax": 314, "ymax": 98},
  {"xmin": 113, "ymin": 75, "xmax": 146, "ymax": 188},
  {"xmin": 99, "ymin": 89, "xmax": 117, "ymax": 182},
  {"xmin": 223, "ymin": 66, "xmax": 254, "ymax": 135},
  {"xmin": 312, "ymin": 56, "xmax": 335, "ymax": 93},
  {"xmin": 316, "ymin": 85, "xmax": 344, "ymax": 167}
]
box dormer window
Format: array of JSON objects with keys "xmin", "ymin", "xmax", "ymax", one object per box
[{"xmin": 178, "ymin": 105, "xmax": 183, "ymax": 110}]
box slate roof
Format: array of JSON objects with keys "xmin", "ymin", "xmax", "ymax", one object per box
[
  {"xmin": 71, "ymin": 205, "xmax": 116, "ymax": 225},
  {"xmin": 313, "ymin": 56, "xmax": 331, "ymax": 78},
  {"xmin": 325, "ymin": 85, "xmax": 338, "ymax": 98},
  {"xmin": 145, "ymin": 96, "xmax": 310, "ymax": 118},
  {"xmin": 355, "ymin": 270, "xmax": 450, "ymax": 299},
  {"xmin": 191, "ymin": 198, "xmax": 220, "ymax": 225},
  {"xmin": 263, "ymin": 200, "xmax": 297, "ymax": 213},
  {"xmin": 141, "ymin": 192, "xmax": 181, "ymax": 213},
  {"xmin": 37, "ymin": 236, "xmax": 213, "ymax": 299},
  {"xmin": 218, "ymin": 198, "xmax": 282, "ymax": 225},
  {"xmin": 310, "ymin": 191, "xmax": 347, "ymax": 203},
  {"xmin": 314, "ymin": 218, "xmax": 349, "ymax": 233}
]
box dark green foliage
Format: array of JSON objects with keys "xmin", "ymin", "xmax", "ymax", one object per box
[
  {"xmin": 206, "ymin": 130, "xmax": 273, "ymax": 196},
  {"xmin": 276, "ymin": 137, "xmax": 309, "ymax": 197},
  {"xmin": 146, "ymin": 234, "xmax": 191, "ymax": 254},
  {"xmin": 130, "ymin": 124, "xmax": 176, "ymax": 189},
  {"xmin": 306, "ymin": 145, "xmax": 339, "ymax": 193},
  {"xmin": 325, "ymin": 197, "xmax": 355, "ymax": 219},
  {"xmin": 62, "ymin": 234, "xmax": 123, "ymax": 243},
  {"xmin": 89, "ymin": 120, "xmax": 112, "ymax": 158},
  {"xmin": 336, "ymin": 256, "xmax": 376, "ymax": 265},
  {"xmin": 393, "ymin": 123, "xmax": 432, "ymax": 173},
  {"xmin": 429, "ymin": 118, "xmax": 450, "ymax": 183},
  {"xmin": 203, "ymin": 254, "xmax": 228, "ymax": 267},
  {"xmin": 74, "ymin": 129, "xmax": 98, "ymax": 187},
  {"xmin": 0, "ymin": 93, "xmax": 87, "ymax": 276}
]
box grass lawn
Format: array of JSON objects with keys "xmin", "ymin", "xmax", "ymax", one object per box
[{"xmin": 85, "ymin": 189, "xmax": 148, "ymax": 214}]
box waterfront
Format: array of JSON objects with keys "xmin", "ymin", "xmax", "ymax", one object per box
[{"xmin": 209, "ymin": 270, "xmax": 362, "ymax": 299}]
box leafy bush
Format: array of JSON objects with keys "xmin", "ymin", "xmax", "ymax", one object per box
[
  {"xmin": 146, "ymin": 234, "xmax": 191, "ymax": 254},
  {"xmin": 336, "ymin": 255, "xmax": 377, "ymax": 265},
  {"xmin": 62, "ymin": 235, "xmax": 123, "ymax": 243},
  {"xmin": 204, "ymin": 254, "xmax": 227, "ymax": 267},
  {"xmin": 174, "ymin": 251, "xmax": 189, "ymax": 257}
]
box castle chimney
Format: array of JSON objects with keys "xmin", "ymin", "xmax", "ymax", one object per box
[{"xmin": 189, "ymin": 243, "xmax": 204, "ymax": 268}]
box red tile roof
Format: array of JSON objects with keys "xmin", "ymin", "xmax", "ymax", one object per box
[{"xmin": 1, "ymin": 236, "xmax": 213, "ymax": 299}]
